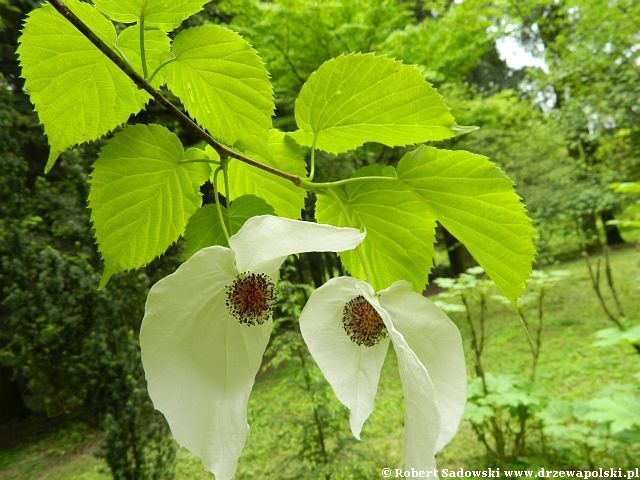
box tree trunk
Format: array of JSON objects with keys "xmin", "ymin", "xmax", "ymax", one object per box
[
  {"xmin": 580, "ymin": 212, "xmax": 601, "ymax": 253},
  {"xmin": 0, "ymin": 368, "xmax": 28, "ymax": 422},
  {"xmin": 601, "ymin": 210, "xmax": 625, "ymax": 246}
]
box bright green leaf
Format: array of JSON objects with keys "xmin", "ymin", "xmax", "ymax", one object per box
[
  {"xmin": 290, "ymin": 53, "xmax": 470, "ymax": 154},
  {"xmin": 183, "ymin": 195, "xmax": 275, "ymax": 258},
  {"xmin": 165, "ymin": 25, "xmax": 274, "ymax": 152},
  {"xmin": 611, "ymin": 182, "xmax": 640, "ymax": 194},
  {"xmin": 17, "ymin": 0, "xmax": 149, "ymax": 172},
  {"xmin": 93, "ymin": 0, "xmax": 211, "ymax": 31},
  {"xmin": 316, "ymin": 169, "xmax": 437, "ymax": 292},
  {"xmin": 613, "ymin": 220, "xmax": 640, "ymax": 229},
  {"xmin": 213, "ymin": 130, "xmax": 307, "ymax": 219},
  {"xmin": 117, "ymin": 25, "xmax": 171, "ymax": 87},
  {"xmin": 183, "ymin": 146, "xmax": 212, "ymax": 162},
  {"xmin": 89, "ymin": 124, "xmax": 209, "ymax": 285},
  {"xmin": 397, "ymin": 146, "xmax": 536, "ymax": 304}
]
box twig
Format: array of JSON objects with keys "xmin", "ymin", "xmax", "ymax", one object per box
[
  {"xmin": 461, "ymin": 294, "xmax": 487, "ymax": 393},
  {"xmin": 584, "ymin": 253, "xmax": 623, "ymax": 328},
  {"xmin": 602, "ymin": 246, "xmax": 626, "ymax": 318}
]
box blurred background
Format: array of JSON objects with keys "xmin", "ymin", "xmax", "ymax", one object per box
[{"xmin": 1, "ymin": 0, "xmax": 639, "ymax": 478}]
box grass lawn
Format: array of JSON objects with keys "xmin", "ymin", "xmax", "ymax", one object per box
[{"xmin": 1, "ymin": 246, "xmax": 638, "ymax": 479}]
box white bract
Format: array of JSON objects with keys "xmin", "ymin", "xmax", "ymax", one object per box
[
  {"xmin": 299, "ymin": 277, "xmax": 467, "ymax": 469},
  {"xmin": 140, "ymin": 215, "xmax": 364, "ymax": 480}
]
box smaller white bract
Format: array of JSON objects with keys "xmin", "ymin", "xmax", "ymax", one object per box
[
  {"xmin": 140, "ymin": 215, "xmax": 364, "ymax": 480},
  {"xmin": 299, "ymin": 277, "xmax": 467, "ymax": 469}
]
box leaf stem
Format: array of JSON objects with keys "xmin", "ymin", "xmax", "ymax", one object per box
[
  {"xmin": 213, "ymin": 167, "xmax": 231, "ymax": 243},
  {"xmin": 222, "ymin": 156, "xmax": 233, "ymax": 234},
  {"xmin": 48, "ymin": 0, "xmax": 302, "ymax": 186},
  {"xmin": 327, "ymin": 188, "xmax": 373, "ymax": 283},
  {"xmin": 299, "ymin": 175, "xmax": 396, "ymax": 192},
  {"xmin": 308, "ymin": 137, "xmax": 317, "ymax": 181},
  {"xmin": 139, "ymin": 16, "xmax": 148, "ymax": 79},
  {"xmin": 148, "ymin": 58, "xmax": 175, "ymax": 85}
]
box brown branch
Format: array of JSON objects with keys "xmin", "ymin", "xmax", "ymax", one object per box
[
  {"xmin": 584, "ymin": 253, "xmax": 623, "ymax": 328},
  {"xmin": 48, "ymin": 0, "xmax": 302, "ymax": 186},
  {"xmin": 603, "ymin": 246, "xmax": 626, "ymax": 318},
  {"xmin": 461, "ymin": 294, "xmax": 487, "ymax": 393}
]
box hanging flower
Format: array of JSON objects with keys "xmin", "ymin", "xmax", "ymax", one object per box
[
  {"xmin": 299, "ymin": 276, "xmax": 467, "ymax": 469},
  {"xmin": 140, "ymin": 215, "xmax": 364, "ymax": 480}
]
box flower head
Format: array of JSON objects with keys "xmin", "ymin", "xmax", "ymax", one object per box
[
  {"xmin": 140, "ymin": 215, "xmax": 364, "ymax": 480},
  {"xmin": 299, "ymin": 277, "xmax": 467, "ymax": 469}
]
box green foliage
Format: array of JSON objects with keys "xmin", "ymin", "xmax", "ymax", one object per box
[
  {"xmin": 609, "ymin": 182, "xmax": 640, "ymax": 230},
  {"xmin": 291, "ymin": 53, "xmax": 465, "ymax": 154},
  {"xmin": 17, "ymin": 2, "xmax": 536, "ymax": 305},
  {"xmin": 219, "ymin": 0, "xmax": 413, "ymax": 123},
  {"xmin": 434, "ymin": 265, "xmax": 567, "ymax": 463},
  {"xmin": 93, "ymin": 0, "xmax": 211, "ymax": 31},
  {"xmin": 383, "ymin": 0, "xmax": 498, "ymax": 83},
  {"xmin": 99, "ymin": 326, "xmax": 177, "ymax": 480},
  {"xmin": 17, "ymin": 0, "xmax": 148, "ymax": 172},
  {"xmin": 539, "ymin": 387, "xmax": 640, "ymax": 468},
  {"xmin": 584, "ymin": 385, "xmax": 640, "ymax": 436},
  {"xmin": 165, "ymin": 25, "xmax": 274, "ymax": 151},
  {"xmin": 216, "ymin": 129, "xmax": 307, "ymax": 219},
  {"xmin": 10, "ymin": 2, "xmax": 546, "ymax": 476},
  {"xmin": 398, "ymin": 146, "xmax": 536, "ymax": 303},
  {"xmin": 316, "ymin": 146, "xmax": 536, "ymax": 300},
  {"xmin": 466, "ymin": 373, "xmax": 546, "ymax": 461},
  {"xmin": 538, "ymin": 400, "xmax": 609, "ymax": 466},
  {"xmin": 447, "ymin": 89, "xmax": 578, "ymax": 260},
  {"xmin": 6, "ymin": 0, "xmax": 640, "ymax": 477},
  {"xmin": 88, "ymin": 124, "xmax": 209, "ymax": 286},
  {"xmin": 593, "ymin": 326, "xmax": 640, "ymax": 349},
  {"xmin": 183, "ymin": 195, "xmax": 274, "ymax": 258},
  {"xmin": 117, "ymin": 26, "xmax": 171, "ymax": 88},
  {"xmin": 612, "ymin": 182, "xmax": 640, "ymax": 194},
  {"xmin": 316, "ymin": 169, "xmax": 437, "ymax": 292},
  {"xmin": 0, "ymin": 118, "xmax": 178, "ymax": 479}
]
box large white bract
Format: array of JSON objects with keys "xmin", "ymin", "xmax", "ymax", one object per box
[
  {"xmin": 299, "ymin": 277, "xmax": 467, "ymax": 469},
  {"xmin": 140, "ymin": 215, "xmax": 364, "ymax": 480}
]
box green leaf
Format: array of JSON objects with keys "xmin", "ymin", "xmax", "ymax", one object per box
[
  {"xmin": 17, "ymin": 0, "xmax": 149, "ymax": 172},
  {"xmin": 183, "ymin": 195, "xmax": 275, "ymax": 259},
  {"xmin": 315, "ymin": 146, "xmax": 534, "ymax": 300},
  {"xmin": 89, "ymin": 124, "xmax": 209, "ymax": 286},
  {"xmin": 165, "ymin": 25, "xmax": 274, "ymax": 152},
  {"xmin": 117, "ymin": 25, "xmax": 171, "ymax": 87},
  {"xmin": 93, "ymin": 0, "xmax": 210, "ymax": 31},
  {"xmin": 593, "ymin": 326, "xmax": 640, "ymax": 348},
  {"xmin": 611, "ymin": 182, "xmax": 640, "ymax": 194},
  {"xmin": 213, "ymin": 129, "xmax": 307, "ymax": 219},
  {"xmin": 316, "ymin": 168, "xmax": 437, "ymax": 292},
  {"xmin": 290, "ymin": 53, "xmax": 470, "ymax": 154},
  {"xmin": 585, "ymin": 388, "xmax": 640, "ymax": 434},
  {"xmin": 397, "ymin": 146, "xmax": 536, "ymax": 304},
  {"xmin": 464, "ymin": 403, "xmax": 494, "ymax": 425}
]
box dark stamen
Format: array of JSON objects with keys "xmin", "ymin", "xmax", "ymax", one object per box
[
  {"xmin": 342, "ymin": 295, "xmax": 387, "ymax": 347},
  {"xmin": 226, "ymin": 272, "xmax": 276, "ymax": 326}
]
